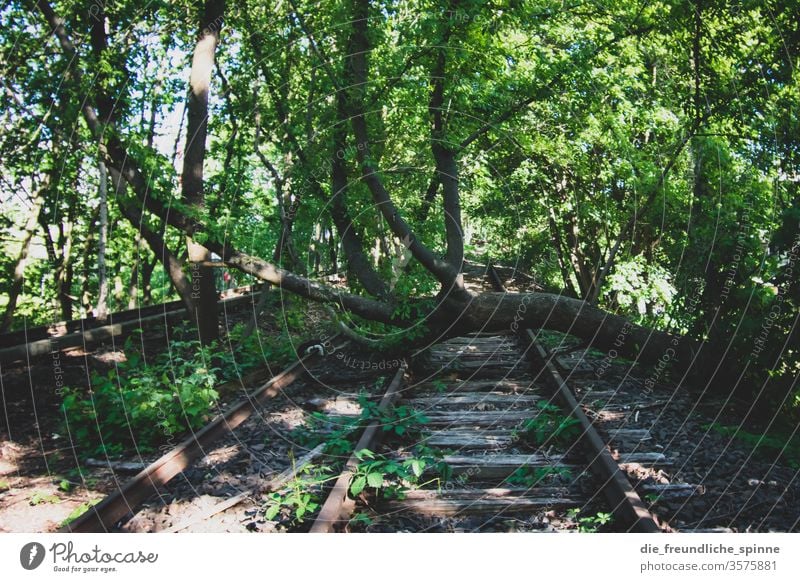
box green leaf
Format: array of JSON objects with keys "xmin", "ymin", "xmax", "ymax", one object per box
[
  {"xmin": 355, "ymin": 449, "xmax": 375, "ymax": 460},
  {"xmin": 350, "ymin": 475, "xmax": 367, "ymax": 496},
  {"xmin": 367, "ymin": 472, "xmax": 384, "ymax": 488},
  {"xmin": 410, "ymin": 459, "xmax": 425, "ymax": 477},
  {"xmin": 265, "ymin": 504, "xmax": 281, "ymax": 520}
]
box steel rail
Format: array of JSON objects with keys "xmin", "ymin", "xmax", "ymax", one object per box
[{"xmin": 60, "ymin": 348, "xmax": 326, "ymax": 533}]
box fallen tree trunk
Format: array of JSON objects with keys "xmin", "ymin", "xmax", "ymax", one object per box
[{"xmin": 443, "ymin": 292, "xmax": 698, "ymax": 368}]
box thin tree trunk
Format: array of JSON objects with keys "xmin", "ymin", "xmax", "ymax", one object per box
[
  {"xmin": 330, "ymin": 91, "xmax": 388, "ymax": 297},
  {"xmin": 141, "ymin": 255, "xmax": 156, "ymax": 303},
  {"xmin": 127, "ymin": 233, "xmax": 142, "ymax": 309},
  {"xmin": 95, "ymin": 159, "xmax": 109, "ymax": 319},
  {"xmin": 547, "ymin": 209, "xmax": 578, "ymax": 297},
  {"xmin": 80, "ymin": 207, "xmax": 100, "ymax": 316},
  {"xmin": 108, "ymin": 169, "xmax": 196, "ymax": 312},
  {"xmin": 55, "ymin": 205, "xmax": 75, "ymax": 321},
  {"xmin": 0, "ymin": 185, "xmax": 47, "ymax": 332}
]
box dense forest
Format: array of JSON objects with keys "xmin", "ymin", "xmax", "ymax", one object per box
[{"xmin": 1, "ymin": 0, "xmax": 798, "ymax": 435}]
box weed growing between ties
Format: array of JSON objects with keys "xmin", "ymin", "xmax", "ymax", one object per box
[
  {"xmin": 266, "ymin": 380, "xmax": 450, "ymax": 529},
  {"xmin": 506, "ymin": 466, "xmax": 573, "ymax": 487},
  {"xmin": 513, "ymin": 401, "xmax": 582, "ymax": 448},
  {"xmin": 567, "ymin": 508, "xmax": 614, "ymax": 532}
]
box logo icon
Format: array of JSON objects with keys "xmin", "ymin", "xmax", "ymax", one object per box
[{"xmin": 20, "ymin": 542, "xmax": 46, "ymax": 570}]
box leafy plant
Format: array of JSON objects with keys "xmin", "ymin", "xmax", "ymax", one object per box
[
  {"xmin": 348, "ymin": 512, "xmax": 373, "ymax": 527},
  {"xmin": 263, "ymin": 462, "xmax": 336, "ymax": 525},
  {"xmin": 506, "ymin": 466, "xmax": 572, "ymax": 487},
  {"xmin": 29, "ymin": 491, "xmax": 60, "ymax": 505},
  {"xmin": 289, "ymin": 411, "xmax": 362, "ymax": 456},
  {"xmin": 358, "ymin": 395, "xmax": 429, "ymax": 438},
  {"xmin": 60, "ymin": 336, "xmax": 223, "ymax": 456},
  {"xmin": 59, "ymin": 499, "xmax": 102, "ymax": 527},
  {"xmin": 567, "ymin": 508, "xmax": 614, "ymax": 532},
  {"xmin": 0, "ymin": 480, "xmax": 10, "ymax": 492},
  {"xmin": 348, "ymin": 448, "xmax": 449, "ymax": 500},
  {"xmin": 514, "ymin": 401, "xmax": 581, "ymax": 447},
  {"xmin": 432, "ymin": 380, "xmax": 448, "ymax": 394}
]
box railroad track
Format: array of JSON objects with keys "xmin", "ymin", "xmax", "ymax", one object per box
[
  {"xmin": 59, "ymin": 347, "xmax": 328, "ymax": 532},
  {"xmin": 58, "ymin": 327, "xmax": 702, "ymax": 533},
  {"xmin": 53, "ymin": 266, "xmax": 702, "ymax": 533},
  {"xmin": 307, "ymin": 330, "xmax": 678, "ymax": 533}
]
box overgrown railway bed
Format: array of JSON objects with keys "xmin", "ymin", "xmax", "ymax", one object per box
[
  {"xmin": 30, "ymin": 330, "xmax": 798, "ymax": 533},
  {"xmin": 304, "ymin": 332, "xmax": 669, "ymax": 533},
  {"xmin": 2, "ymin": 275, "xmax": 799, "ymax": 532}
]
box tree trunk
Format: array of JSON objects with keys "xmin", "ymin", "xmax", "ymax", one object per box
[
  {"xmin": 55, "ymin": 205, "xmax": 75, "ymax": 321},
  {"xmin": 180, "ymin": 0, "xmax": 226, "ymax": 345},
  {"xmin": 127, "ymin": 233, "xmax": 143, "ymax": 309},
  {"xmin": 141, "ymin": 255, "xmax": 156, "ymax": 303},
  {"xmin": 330, "ymin": 91, "xmax": 389, "ymax": 297},
  {"xmin": 109, "ymin": 170, "xmax": 196, "ymax": 312},
  {"xmin": 95, "ymin": 159, "xmax": 109, "ymax": 319},
  {"xmin": 444, "ymin": 292, "xmax": 697, "ymax": 368},
  {"xmin": 80, "ymin": 207, "xmax": 100, "ymax": 316},
  {"xmin": 0, "ymin": 185, "xmax": 46, "ymax": 332}
]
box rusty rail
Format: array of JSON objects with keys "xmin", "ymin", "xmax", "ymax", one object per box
[
  {"xmin": 524, "ymin": 328, "xmax": 661, "ymax": 532},
  {"xmin": 60, "ymin": 349, "xmax": 326, "ymax": 533},
  {"xmin": 309, "ymin": 364, "xmax": 407, "ymax": 533}
]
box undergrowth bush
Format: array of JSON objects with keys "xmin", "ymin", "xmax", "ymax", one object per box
[
  {"xmin": 61, "ymin": 336, "xmax": 225, "ymax": 457},
  {"xmin": 61, "ymin": 299, "xmax": 316, "ymax": 457}
]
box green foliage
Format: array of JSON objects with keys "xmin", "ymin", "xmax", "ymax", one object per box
[
  {"xmin": 29, "ymin": 491, "xmax": 60, "ymax": 506},
  {"xmin": 0, "ymin": 480, "xmax": 9, "ymax": 492},
  {"xmin": 349, "ymin": 448, "xmax": 449, "ymax": 500},
  {"xmin": 60, "ymin": 336, "xmax": 224, "ymax": 456},
  {"xmin": 289, "ymin": 411, "xmax": 362, "ymax": 456},
  {"xmin": 59, "ymin": 499, "xmax": 102, "ymax": 528},
  {"xmin": 1, "ymin": 0, "xmax": 798, "ymax": 436},
  {"xmin": 601, "ymin": 256, "xmax": 676, "ymax": 325},
  {"xmin": 567, "ymin": 508, "xmax": 614, "ymax": 533},
  {"xmin": 263, "ymin": 463, "xmax": 335, "ymax": 524},
  {"xmin": 432, "ymin": 379, "xmax": 448, "ymax": 394},
  {"xmin": 514, "ymin": 401, "xmax": 581, "ymax": 448},
  {"xmin": 289, "ymin": 388, "xmax": 430, "ymax": 455},
  {"xmin": 507, "ymin": 466, "xmax": 572, "ymax": 487},
  {"xmin": 348, "ymin": 512, "xmax": 373, "ymax": 527},
  {"xmin": 358, "ymin": 395, "xmax": 430, "ymax": 438}
]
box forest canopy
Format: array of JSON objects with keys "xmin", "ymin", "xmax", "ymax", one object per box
[{"xmin": 1, "ymin": 0, "xmax": 798, "ymax": 421}]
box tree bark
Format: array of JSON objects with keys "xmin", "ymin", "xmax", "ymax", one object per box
[
  {"xmin": 109, "ymin": 171, "xmax": 196, "ymax": 312},
  {"xmin": 344, "ymin": 0, "xmax": 464, "ymax": 294},
  {"xmin": 0, "ymin": 185, "xmax": 46, "ymax": 332},
  {"xmin": 55, "ymin": 204, "xmax": 75, "ymax": 321},
  {"xmin": 429, "ymin": 31, "xmax": 465, "ymax": 293},
  {"xmin": 180, "ymin": 0, "xmax": 225, "ymax": 345},
  {"xmin": 330, "ymin": 91, "xmax": 389, "ymax": 297},
  {"xmin": 95, "ymin": 159, "xmax": 109, "ymax": 319}
]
